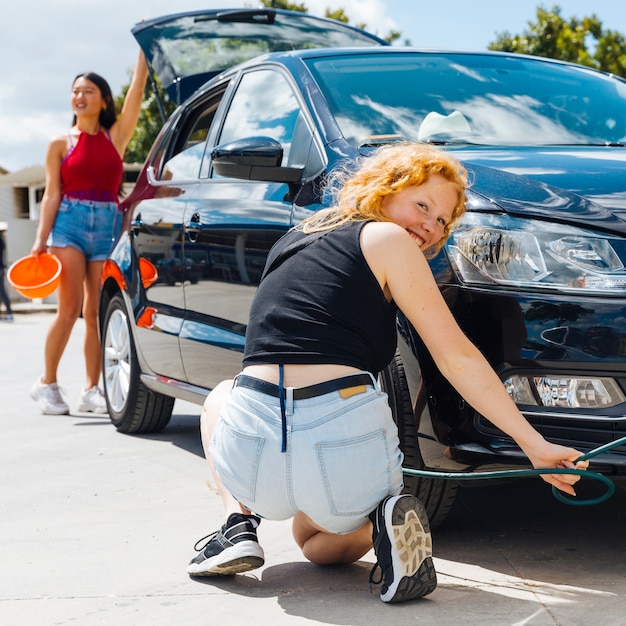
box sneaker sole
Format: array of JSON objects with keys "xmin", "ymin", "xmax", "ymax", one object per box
[
  {"xmin": 381, "ymin": 495, "xmax": 437, "ymax": 603},
  {"xmin": 187, "ymin": 543, "xmax": 265, "ymax": 577},
  {"xmin": 76, "ymin": 403, "xmax": 108, "ymax": 414}
]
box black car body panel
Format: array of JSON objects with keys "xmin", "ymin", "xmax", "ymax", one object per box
[
  {"xmin": 461, "ymin": 149, "xmax": 626, "ymax": 231},
  {"xmin": 101, "ymin": 29, "xmax": 626, "ymax": 524}
]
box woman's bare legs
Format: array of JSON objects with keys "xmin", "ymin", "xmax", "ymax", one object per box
[
  {"xmin": 43, "ymin": 246, "xmax": 86, "ymax": 384},
  {"xmin": 42, "ymin": 247, "xmax": 105, "ymax": 390},
  {"xmin": 82, "ymin": 259, "xmax": 105, "ymax": 388}
]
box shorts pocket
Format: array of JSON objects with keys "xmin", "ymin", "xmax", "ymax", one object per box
[
  {"xmin": 316, "ymin": 428, "xmax": 392, "ymax": 517},
  {"xmin": 57, "ymin": 200, "xmax": 72, "ymax": 214},
  {"xmin": 210, "ymin": 419, "xmax": 265, "ymax": 505}
]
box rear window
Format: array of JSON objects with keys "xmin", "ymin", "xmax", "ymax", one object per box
[{"xmin": 134, "ymin": 9, "xmax": 384, "ymax": 102}]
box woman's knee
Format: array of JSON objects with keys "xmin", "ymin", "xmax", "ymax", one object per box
[
  {"xmin": 55, "ymin": 303, "xmax": 81, "ymax": 327},
  {"xmin": 81, "ymin": 306, "xmax": 99, "ymax": 328}
]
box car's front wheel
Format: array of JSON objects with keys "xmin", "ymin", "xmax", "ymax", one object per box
[
  {"xmin": 380, "ymin": 350, "xmax": 458, "ymax": 528},
  {"xmin": 102, "ymin": 294, "xmax": 175, "ymax": 433}
]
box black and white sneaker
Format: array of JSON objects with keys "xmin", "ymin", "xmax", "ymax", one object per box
[
  {"xmin": 187, "ymin": 513, "xmax": 265, "ymax": 576},
  {"xmin": 369, "ymin": 494, "xmax": 436, "ymax": 603}
]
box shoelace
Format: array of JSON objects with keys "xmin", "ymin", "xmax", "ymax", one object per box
[
  {"xmin": 192, "ymin": 530, "xmax": 219, "ymax": 553},
  {"xmin": 369, "ymin": 561, "xmax": 383, "ymax": 591},
  {"xmin": 46, "ymin": 384, "xmax": 67, "ymax": 403}
]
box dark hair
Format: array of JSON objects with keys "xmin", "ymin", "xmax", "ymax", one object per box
[{"xmin": 71, "ymin": 72, "xmax": 117, "ymax": 128}]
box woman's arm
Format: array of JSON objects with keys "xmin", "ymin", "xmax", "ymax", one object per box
[
  {"xmin": 110, "ymin": 49, "xmax": 149, "ymax": 156},
  {"xmin": 31, "ymin": 137, "xmax": 66, "ymax": 256},
  {"xmin": 362, "ymin": 222, "xmax": 588, "ymax": 494}
]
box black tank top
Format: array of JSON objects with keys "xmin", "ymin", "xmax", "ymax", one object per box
[{"xmin": 243, "ymin": 221, "xmax": 398, "ymax": 375}]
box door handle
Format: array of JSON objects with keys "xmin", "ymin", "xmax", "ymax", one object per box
[
  {"xmin": 184, "ymin": 222, "xmax": 202, "ymax": 234},
  {"xmin": 130, "ymin": 212, "xmax": 142, "ymax": 236},
  {"xmin": 184, "ymin": 212, "xmax": 202, "ymax": 242}
]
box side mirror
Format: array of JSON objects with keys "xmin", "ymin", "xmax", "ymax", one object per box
[{"xmin": 211, "ymin": 137, "xmax": 303, "ymax": 183}]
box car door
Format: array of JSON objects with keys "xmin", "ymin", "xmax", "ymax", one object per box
[
  {"xmin": 128, "ymin": 94, "xmax": 223, "ymax": 380},
  {"xmin": 179, "ymin": 67, "xmax": 313, "ymax": 388}
]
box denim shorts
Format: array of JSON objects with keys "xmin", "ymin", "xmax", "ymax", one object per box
[
  {"xmin": 48, "ymin": 197, "xmax": 121, "ymax": 261},
  {"xmin": 210, "ymin": 372, "xmax": 404, "ymax": 534}
]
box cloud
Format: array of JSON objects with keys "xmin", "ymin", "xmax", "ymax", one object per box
[{"xmin": 306, "ymin": 0, "xmax": 398, "ymax": 39}]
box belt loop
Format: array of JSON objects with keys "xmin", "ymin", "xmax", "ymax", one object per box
[
  {"xmin": 368, "ymin": 371, "xmax": 381, "ymax": 392},
  {"xmin": 285, "ymin": 386, "xmax": 294, "ymax": 416},
  {"xmin": 278, "ymin": 364, "xmax": 287, "ymax": 453}
]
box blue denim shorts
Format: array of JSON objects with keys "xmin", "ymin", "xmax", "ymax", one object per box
[
  {"xmin": 210, "ymin": 372, "xmax": 404, "ymax": 534},
  {"xmin": 48, "ymin": 197, "xmax": 121, "ymax": 261}
]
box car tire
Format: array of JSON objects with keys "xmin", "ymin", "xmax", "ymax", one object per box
[
  {"xmin": 380, "ymin": 350, "xmax": 458, "ymax": 528},
  {"xmin": 102, "ymin": 294, "xmax": 175, "ymax": 434}
]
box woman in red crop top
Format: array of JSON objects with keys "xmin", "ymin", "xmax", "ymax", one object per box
[
  {"xmin": 30, "ymin": 49, "xmax": 148, "ymax": 416},
  {"xmin": 186, "ymin": 143, "xmax": 589, "ymax": 605}
]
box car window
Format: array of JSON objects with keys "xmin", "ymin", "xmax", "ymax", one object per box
[
  {"xmin": 304, "ymin": 52, "xmax": 626, "ymax": 147},
  {"xmin": 215, "ymin": 69, "xmax": 301, "ymax": 170},
  {"xmin": 159, "ymin": 92, "xmax": 224, "ymax": 181}
]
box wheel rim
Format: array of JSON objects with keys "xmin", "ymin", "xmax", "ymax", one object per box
[{"xmin": 103, "ymin": 307, "xmax": 131, "ymax": 414}]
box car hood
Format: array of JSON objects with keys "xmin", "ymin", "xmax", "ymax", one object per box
[
  {"xmin": 132, "ymin": 8, "xmax": 386, "ymax": 104},
  {"xmin": 457, "ymin": 146, "xmax": 626, "ymax": 235}
]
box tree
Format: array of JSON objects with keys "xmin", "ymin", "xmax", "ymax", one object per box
[
  {"xmin": 489, "ymin": 4, "xmax": 626, "ymax": 78},
  {"xmin": 260, "ymin": 0, "xmax": 400, "ymax": 43},
  {"xmin": 261, "ymin": 0, "xmax": 308, "ymax": 11}
]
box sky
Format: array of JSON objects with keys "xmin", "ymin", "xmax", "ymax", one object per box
[{"xmin": 1, "ymin": 0, "xmax": 625, "ymax": 172}]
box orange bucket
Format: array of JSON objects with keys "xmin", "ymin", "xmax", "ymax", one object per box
[{"xmin": 7, "ymin": 253, "xmax": 62, "ymax": 299}]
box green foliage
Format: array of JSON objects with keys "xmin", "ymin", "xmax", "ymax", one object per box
[
  {"xmin": 260, "ymin": 0, "xmax": 308, "ymax": 11},
  {"xmin": 489, "ymin": 4, "xmax": 626, "ymax": 78},
  {"xmin": 261, "ymin": 0, "xmax": 401, "ymax": 43},
  {"xmin": 325, "ymin": 8, "xmax": 349, "ymax": 23},
  {"xmin": 384, "ymin": 31, "xmax": 402, "ymax": 45}
]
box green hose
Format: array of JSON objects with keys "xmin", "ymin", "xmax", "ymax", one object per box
[{"xmin": 402, "ymin": 435, "xmax": 626, "ymax": 506}]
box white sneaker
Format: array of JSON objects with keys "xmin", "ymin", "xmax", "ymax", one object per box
[
  {"xmin": 30, "ymin": 379, "xmax": 70, "ymax": 415},
  {"xmin": 77, "ymin": 386, "xmax": 108, "ymax": 414}
]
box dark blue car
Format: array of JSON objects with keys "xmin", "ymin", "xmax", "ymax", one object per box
[{"xmin": 99, "ymin": 8, "xmax": 626, "ymax": 525}]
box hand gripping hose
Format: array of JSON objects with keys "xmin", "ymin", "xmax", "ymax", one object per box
[{"xmin": 402, "ymin": 435, "xmax": 626, "ymax": 507}]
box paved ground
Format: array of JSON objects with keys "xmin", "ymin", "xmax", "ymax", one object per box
[{"xmin": 1, "ymin": 311, "xmax": 625, "ymax": 625}]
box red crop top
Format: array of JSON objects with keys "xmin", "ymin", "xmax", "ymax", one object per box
[{"xmin": 61, "ymin": 130, "xmax": 123, "ymax": 203}]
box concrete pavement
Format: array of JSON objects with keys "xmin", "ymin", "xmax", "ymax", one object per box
[{"xmin": 1, "ymin": 311, "xmax": 625, "ymax": 625}]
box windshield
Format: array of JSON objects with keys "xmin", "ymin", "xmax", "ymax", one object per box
[{"xmin": 304, "ymin": 52, "xmax": 626, "ymax": 147}]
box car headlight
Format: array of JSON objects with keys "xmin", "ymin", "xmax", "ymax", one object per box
[
  {"xmin": 447, "ymin": 213, "xmax": 626, "ymax": 294},
  {"xmin": 504, "ymin": 374, "xmax": 626, "ymax": 409}
]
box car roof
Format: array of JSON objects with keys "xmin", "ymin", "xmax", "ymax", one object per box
[{"xmin": 132, "ymin": 8, "xmax": 387, "ymax": 104}]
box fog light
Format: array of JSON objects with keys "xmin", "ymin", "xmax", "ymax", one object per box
[{"xmin": 504, "ymin": 375, "xmax": 626, "ymax": 408}]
